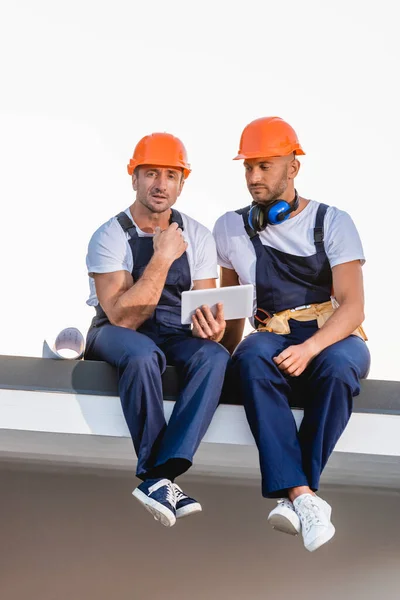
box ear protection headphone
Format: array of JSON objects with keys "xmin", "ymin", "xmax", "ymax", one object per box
[{"xmin": 247, "ymin": 190, "xmax": 299, "ymax": 233}]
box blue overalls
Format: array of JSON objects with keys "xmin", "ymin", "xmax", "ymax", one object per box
[
  {"xmin": 230, "ymin": 203, "xmax": 371, "ymax": 498},
  {"xmin": 85, "ymin": 210, "xmax": 230, "ymax": 480}
]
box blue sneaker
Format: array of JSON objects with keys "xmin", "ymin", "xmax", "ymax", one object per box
[
  {"xmin": 173, "ymin": 483, "xmax": 202, "ymax": 519},
  {"xmin": 132, "ymin": 478, "xmax": 176, "ymax": 527}
]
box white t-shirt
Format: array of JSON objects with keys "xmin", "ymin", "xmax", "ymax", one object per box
[
  {"xmin": 213, "ymin": 200, "xmax": 365, "ymax": 314},
  {"xmin": 86, "ymin": 208, "xmax": 217, "ymax": 306}
]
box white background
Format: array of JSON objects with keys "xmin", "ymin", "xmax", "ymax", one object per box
[{"xmin": 0, "ymin": 0, "xmax": 398, "ymax": 380}]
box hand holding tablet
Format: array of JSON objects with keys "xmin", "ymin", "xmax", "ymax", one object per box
[{"xmin": 181, "ymin": 284, "xmax": 254, "ymax": 325}]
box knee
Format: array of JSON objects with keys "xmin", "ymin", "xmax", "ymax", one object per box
[
  {"xmin": 119, "ymin": 344, "xmax": 164, "ymax": 373},
  {"xmin": 313, "ymin": 348, "xmax": 359, "ymax": 385},
  {"xmin": 198, "ymin": 341, "xmax": 231, "ymax": 368},
  {"xmin": 232, "ymin": 335, "xmax": 276, "ymax": 373}
]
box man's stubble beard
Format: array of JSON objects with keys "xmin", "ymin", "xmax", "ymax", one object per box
[
  {"xmin": 251, "ymin": 177, "xmax": 288, "ymax": 205},
  {"xmin": 138, "ymin": 194, "xmax": 171, "ymax": 214}
]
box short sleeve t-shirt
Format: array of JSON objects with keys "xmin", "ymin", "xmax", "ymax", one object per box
[
  {"xmin": 212, "ymin": 200, "xmax": 365, "ymax": 314},
  {"xmin": 86, "ymin": 208, "xmax": 217, "ymax": 306}
]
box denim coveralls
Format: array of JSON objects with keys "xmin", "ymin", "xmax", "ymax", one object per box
[
  {"xmin": 85, "ymin": 210, "xmax": 230, "ymax": 480},
  {"xmin": 230, "ymin": 203, "xmax": 371, "ymax": 498}
]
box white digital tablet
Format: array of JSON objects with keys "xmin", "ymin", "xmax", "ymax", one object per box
[{"xmin": 181, "ymin": 284, "xmax": 254, "ymax": 325}]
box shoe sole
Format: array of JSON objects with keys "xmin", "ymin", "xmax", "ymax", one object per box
[
  {"xmin": 132, "ymin": 488, "xmax": 176, "ymax": 527},
  {"xmin": 176, "ymin": 503, "xmax": 202, "ymax": 519},
  {"xmin": 306, "ymin": 523, "xmax": 336, "ymax": 552},
  {"xmin": 268, "ymin": 509, "xmax": 301, "ymax": 536}
]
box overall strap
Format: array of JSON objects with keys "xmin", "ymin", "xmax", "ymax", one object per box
[
  {"xmin": 170, "ymin": 208, "xmax": 184, "ymax": 231},
  {"xmin": 116, "ymin": 209, "xmax": 185, "ymax": 235},
  {"xmin": 313, "ymin": 203, "xmax": 329, "ymax": 254},
  {"xmin": 236, "ymin": 205, "xmax": 258, "ymax": 239},
  {"xmin": 116, "ymin": 211, "xmax": 138, "ymax": 238}
]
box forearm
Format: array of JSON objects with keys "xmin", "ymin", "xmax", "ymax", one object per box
[
  {"xmin": 218, "ymin": 268, "xmax": 245, "ymax": 353},
  {"xmin": 112, "ymin": 253, "xmax": 172, "ymax": 329},
  {"xmin": 304, "ymin": 301, "xmax": 364, "ymax": 356},
  {"xmin": 220, "ymin": 319, "xmax": 245, "ymax": 354}
]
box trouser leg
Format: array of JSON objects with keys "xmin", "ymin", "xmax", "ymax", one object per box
[
  {"xmin": 298, "ymin": 335, "xmax": 371, "ymax": 490},
  {"xmin": 231, "ymin": 331, "xmax": 309, "ymax": 498},
  {"xmin": 147, "ymin": 336, "xmax": 231, "ymax": 480},
  {"xmin": 85, "ymin": 325, "xmax": 167, "ymax": 477}
]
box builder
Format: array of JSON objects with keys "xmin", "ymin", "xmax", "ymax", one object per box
[
  {"xmin": 85, "ymin": 132, "xmax": 229, "ymax": 527},
  {"xmin": 214, "ymin": 117, "xmax": 370, "ymax": 551}
]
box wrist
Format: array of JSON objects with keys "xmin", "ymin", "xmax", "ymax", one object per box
[
  {"xmin": 303, "ymin": 336, "xmax": 321, "ymax": 358},
  {"xmin": 152, "ymin": 250, "xmax": 173, "ymax": 269}
]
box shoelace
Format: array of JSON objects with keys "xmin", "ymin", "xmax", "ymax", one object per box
[
  {"xmin": 166, "ymin": 483, "xmax": 176, "ymax": 507},
  {"xmin": 277, "ymin": 499, "xmax": 293, "ymax": 510},
  {"xmin": 172, "ymin": 484, "xmax": 187, "ymax": 504},
  {"xmin": 149, "ymin": 481, "xmax": 176, "ymax": 507},
  {"xmin": 297, "ymin": 497, "xmax": 323, "ymax": 533}
]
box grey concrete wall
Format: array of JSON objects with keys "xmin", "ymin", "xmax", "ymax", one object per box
[{"xmin": 1, "ymin": 466, "xmax": 400, "ymax": 600}]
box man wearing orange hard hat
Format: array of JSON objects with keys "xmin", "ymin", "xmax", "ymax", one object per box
[
  {"xmin": 85, "ymin": 132, "xmax": 229, "ymax": 527},
  {"xmin": 213, "ymin": 117, "xmax": 370, "ymax": 551}
]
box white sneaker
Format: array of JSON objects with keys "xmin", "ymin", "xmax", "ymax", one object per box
[
  {"xmin": 293, "ymin": 494, "xmax": 335, "ymax": 552},
  {"xmin": 267, "ymin": 499, "xmax": 301, "ymax": 536}
]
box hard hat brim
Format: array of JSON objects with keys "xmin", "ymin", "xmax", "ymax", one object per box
[
  {"xmin": 127, "ymin": 160, "xmax": 191, "ymax": 178},
  {"xmin": 233, "ymin": 148, "xmax": 305, "ymax": 160}
]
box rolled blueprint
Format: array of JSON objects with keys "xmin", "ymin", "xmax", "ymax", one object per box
[{"xmin": 42, "ymin": 327, "xmax": 85, "ymax": 360}]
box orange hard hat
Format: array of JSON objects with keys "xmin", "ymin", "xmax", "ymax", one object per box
[
  {"xmin": 127, "ymin": 132, "xmax": 191, "ymax": 178},
  {"xmin": 234, "ymin": 117, "xmax": 305, "ymax": 160}
]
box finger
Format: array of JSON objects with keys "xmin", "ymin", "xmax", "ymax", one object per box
[
  {"xmin": 196, "ymin": 308, "xmax": 214, "ymax": 335},
  {"xmin": 169, "ymin": 222, "xmax": 179, "ymax": 230},
  {"xmin": 215, "ymin": 302, "xmax": 225, "ymax": 323},
  {"xmin": 174, "ymin": 227, "xmax": 185, "ymax": 241},
  {"xmin": 286, "ymin": 363, "xmax": 299, "ymax": 375},
  {"xmin": 200, "ymin": 305, "xmax": 217, "ymax": 324},
  {"xmin": 275, "ymin": 348, "xmax": 292, "ymax": 362},
  {"xmin": 200, "ymin": 305, "xmax": 225, "ymax": 338},
  {"xmin": 192, "ymin": 315, "xmax": 207, "ymax": 338},
  {"xmin": 274, "ymin": 349, "xmax": 292, "ymax": 366},
  {"xmin": 292, "ymin": 367, "xmax": 304, "ymax": 377},
  {"xmin": 285, "ymin": 365, "xmax": 302, "ymax": 377},
  {"xmin": 277, "ymin": 356, "xmax": 296, "ymax": 371},
  {"xmin": 195, "ymin": 308, "xmax": 213, "ymax": 337},
  {"xmin": 277, "ymin": 362, "xmax": 290, "ymax": 372},
  {"xmin": 154, "ymin": 226, "xmax": 161, "ymax": 235}
]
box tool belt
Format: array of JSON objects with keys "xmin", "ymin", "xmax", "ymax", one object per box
[{"xmin": 254, "ymin": 300, "xmax": 367, "ymax": 341}]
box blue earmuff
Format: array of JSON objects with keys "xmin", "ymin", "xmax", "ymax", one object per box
[{"xmin": 247, "ymin": 190, "xmax": 299, "ymax": 233}]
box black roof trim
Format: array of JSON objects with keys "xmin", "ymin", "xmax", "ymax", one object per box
[{"xmin": 0, "ymin": 355, "xmax": 399, "ymax": 413}]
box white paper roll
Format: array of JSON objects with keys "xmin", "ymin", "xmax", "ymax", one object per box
[{"xmin": 42, "ymin": 327, "xmax": 85, "ymax": 360}]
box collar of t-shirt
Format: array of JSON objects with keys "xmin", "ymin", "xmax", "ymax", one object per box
[{"xmin": 124, "ymin": 207, "xmax": 155, "ymax": 238}]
